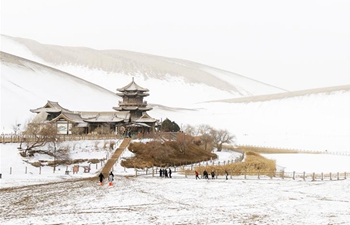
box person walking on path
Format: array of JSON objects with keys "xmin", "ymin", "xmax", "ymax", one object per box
[
  {"xmin": 211, "ymin": 170, "xmax": 215, "ymax": 179},
  {"xmin": 108, "ymin": 171, "xmax": 114, "ymax": 182},
  {"xmin": 225, "ymin": 170, "xmax": 229, "ymax": 180},
  {"xmin": 168, "ymin": 168, "xmax": 172, "ymax": 178},
  {"xmin": 99, "ymin": 172, "xmax": 105, "ymax": 185},
  {"xmin": 159, "ymin": 168, "xmax": 163, "ymax": 177},
  {"xmin": 195, "ymin": 170, "xmax": 200, "ymax": 180},
  {"xmin": 108, "ymin": 171, "xmax": 114, "ymax": 186},
  {"xmin": 203, "ymin": 170, "xmax": 208, "ymax": 179}
]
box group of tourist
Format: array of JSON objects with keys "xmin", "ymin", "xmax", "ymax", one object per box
[
  {"xmin": 203, "ymin": 170, "xmax": 216, "ymax": 179},
  {"xmin": 195, "ymin": 170, "xmax": 229, "ymax": 180},
  {"xmin": 159, "ymin": 168, "xmax": 172, "ymax": 178}
]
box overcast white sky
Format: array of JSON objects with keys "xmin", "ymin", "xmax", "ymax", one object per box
[{"xmin": 1, "ymin": 0, "xmax": 350, "ymax": 91}]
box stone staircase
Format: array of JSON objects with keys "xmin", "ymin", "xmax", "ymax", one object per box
[{"xmin": 100, "ymin": 138, "xmax": 131, "ymax": 177}]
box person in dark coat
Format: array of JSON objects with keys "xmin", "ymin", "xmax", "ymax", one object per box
[
  {"xmin": 168, "ymin": 168, "xmax": 172, "ymax": 178},
  {"xmin": 211, "ymin": 170, "xmax": 215, "ymax": 179},
  {"xmin": 164, "ymin": 169, "xmax": 168, "ymax": 178},
  {"xmin": 159, "ymin": 168, "xmax": 163, "ymax": 177},
  {"xmin": 203, "ymin": 170, "xmax": 208, "ymax": 179},
  {"xmin": 225, "ymin": 170, "xmax": 229, "ymax": 180},
  {"xmin": 99, "ymin": 173, "xmax": 105, "ymax": 184}
]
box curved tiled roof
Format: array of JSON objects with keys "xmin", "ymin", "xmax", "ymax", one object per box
[
  {"xmin": 134, "ymin": 113, "xmax": 157, "ymax": 123},
  {"xmin": 116, "ymin": 77, "xmax": 149, "ymax": 92},
  {"xmin": 30, "ymin": 100, "xmax": 71, "ymax": 113},
  {"xmin": 50, "ymin": 112, "xmax": 85, "ymax": 123}
]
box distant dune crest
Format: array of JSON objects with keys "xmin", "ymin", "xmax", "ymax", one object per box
[{"xmin": 1, "ymin": 34, "xmax": 286, "ymax": 98}]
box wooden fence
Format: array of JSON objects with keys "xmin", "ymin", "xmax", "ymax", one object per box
[
  {"xmin": 1, "ymin": 157, "xmax": 348, "ymax": 182},
  {"xmin": 127, "ymin": 167, "xmax": 349, "ymax": 182},
  {"xmin": 127, "ymin": 160, "xmax": 349, "ymax": 182}
]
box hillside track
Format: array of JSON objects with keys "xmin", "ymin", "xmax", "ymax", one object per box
[{"xmin": 101, "ymin": 138, "xmax": 131, "ymax": 177}]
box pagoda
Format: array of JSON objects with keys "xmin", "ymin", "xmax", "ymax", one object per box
[{"xmin": 113, "ymin": 78, "xmax": 157, "ymax": 132}]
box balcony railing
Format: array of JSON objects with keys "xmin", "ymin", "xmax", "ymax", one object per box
[{"xmin": 118, "ymin": 101, "xmax": 147, "ymax": 106}]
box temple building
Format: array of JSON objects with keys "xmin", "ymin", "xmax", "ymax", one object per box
[{"xmin": 29, "ymin": 78, "xmax": 158, "ymax": 136}]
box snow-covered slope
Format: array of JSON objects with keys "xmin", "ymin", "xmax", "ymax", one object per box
[
  {"xmin": 1, "ymin": 35, "xmax": 350, "ymax": 153},
  {"xmin": 1, "ymin": 35, "xmax": 286, "ymax": 106},
  {"xmin": 1, "ymin": 51, "xmax": 123, "ymax": 129}
]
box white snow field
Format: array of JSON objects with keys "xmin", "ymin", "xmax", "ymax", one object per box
[
  {"xmin": 1, "ymin": 35, "xmax": 350, "ymax": 224},
  {"xmin": 1, "ymin": 140, "xmax": 350, "ymax": 225}
]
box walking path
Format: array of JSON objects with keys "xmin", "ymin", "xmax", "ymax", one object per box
[{"xmin": 100, "ymin": 138, "xmax": 131, "ymax": 177}]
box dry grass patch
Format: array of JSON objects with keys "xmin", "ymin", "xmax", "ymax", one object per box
[
  {"xmin": 193, "ymin": 151, "xmax": 276, "ymax": 177},
  {"xmin": 233, "ymin": 145, "xmax": 300, "ymax": 154},
  {"xmin": 121, "ymin": 140, "xmax": 217, "ymax": 168}
]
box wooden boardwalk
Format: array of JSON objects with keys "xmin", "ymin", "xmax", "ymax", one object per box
[{"xmin": 100, "ymin": 138, "xmax": 131, "ymax": 177}]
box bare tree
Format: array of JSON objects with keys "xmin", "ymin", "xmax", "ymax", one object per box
[
  {"xmin": 197, "ymin": 124, "xmax": 213, "ymax": 151},
  {"xmin": 176, "ymin": 132, "xmax": 193, "ymax": 154},
  {"xmin": 210, "ymin": 128, "xmax": 235, "ymax": 152},
  {"xmin": 182, "ymin": 124, "xmax": 196, "ymax": 136},
  {"xmin": 22, "ymin": 123, "xmax": 58, "ymax": 155}
]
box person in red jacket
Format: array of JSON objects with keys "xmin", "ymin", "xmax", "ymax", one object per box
[{"xmin": 195, "ymin": 170, "xmax": 200, "ymax": 180}]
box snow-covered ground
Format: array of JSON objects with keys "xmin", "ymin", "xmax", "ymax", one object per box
[
  {"xmin": 1, "ymin": 35, "xmax": 350, "ymax": 224},
  {"xmin": 1, "ymin": 139, "xmax": 350, "ymax": 225}
]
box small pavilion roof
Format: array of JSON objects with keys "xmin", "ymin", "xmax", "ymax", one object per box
[
  {"xmin": 30, "ymin": 100, "xmax": 71, "ymax": 113},
  {"xmin": 50, "ymin": 112, "xmax": 85, "ymax": 123},
  {"xmin": 117, "ymin": 77, "xmax": 149, "ymax": 92},
  {"xmin": 133, "ymin": 113, "xmax": 157, "ymax": 123}
]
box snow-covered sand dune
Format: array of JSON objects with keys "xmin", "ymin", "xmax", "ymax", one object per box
[{"xmin": 1, "ymin": 35, "xmax": 350, "ymax": 153}]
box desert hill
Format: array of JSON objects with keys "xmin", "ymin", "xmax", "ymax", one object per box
[
  {"xmin": 1, "ymin": 35, "xmax": 350, "ymax": 152},
  {"xmin": 1, "ymin": 35, "xmax": 286, "ymax": 106}
]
